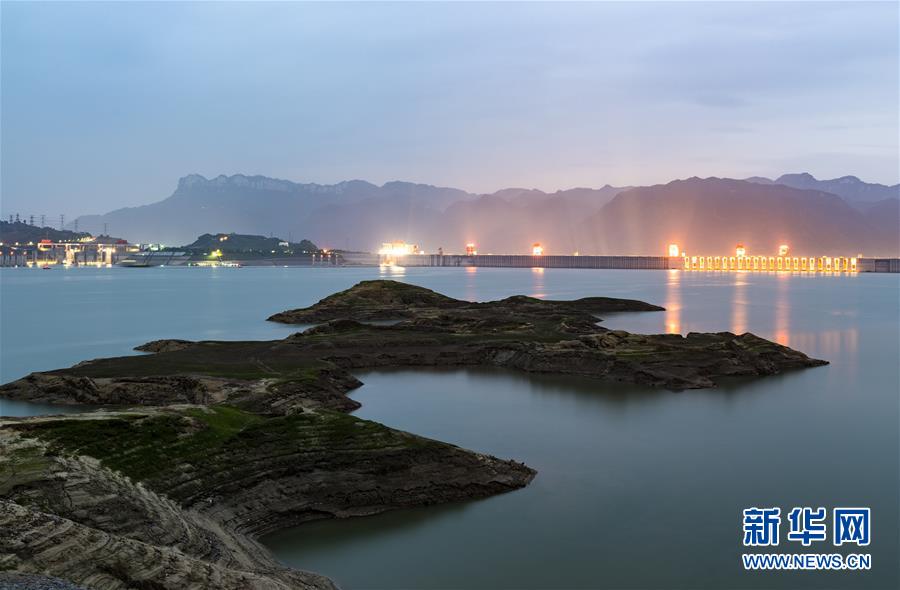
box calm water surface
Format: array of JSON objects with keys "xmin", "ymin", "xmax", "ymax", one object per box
[{"xmin": 1, "ymin": 266, "xmax": 897, "ymax": 589}]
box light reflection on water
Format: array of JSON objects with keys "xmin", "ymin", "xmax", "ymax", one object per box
[
  {"xmin": 665, "ymin": 269, "xmax": 681, "ymax": 334},
  {"xmin": 774, "ymin": 272, "xmax": 790, "ymax": 345},
  {"xmin": 378, "ymin": 264, "xmax": 406, "ymax": 277},
  {"xmin": 731, "ymin": 274, "xmax": 748, "ymax": 335},
  {"xmin": 0, "ymin": 267, "xmax": 895, "ymax": 590},
  {"xmin": 262, "ymin": 269, "xmax": 896, "ymax": 590},
  {"xmin": 529, "ymin": 266, "xmax": 546, "ymax": 298}
]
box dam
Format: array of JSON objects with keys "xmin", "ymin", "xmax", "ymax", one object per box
[{"xmin": 384, "ymin": 253, "xmax": 899, "ymax": 273}]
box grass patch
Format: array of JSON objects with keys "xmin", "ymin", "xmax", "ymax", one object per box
[
  {"xmin": 26, "ymin": 406, "xmax": 263, "ymax": 482},
  {"xmin": 23, "ymin": 406, "xmax": 435, "ymax": 489},
  {"xmin": 63, "ymin": 341, "xmax": 327, "ymax": 381}
]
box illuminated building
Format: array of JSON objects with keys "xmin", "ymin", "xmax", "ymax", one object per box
[
  {"xmin": 10, "ymin": 239, "xmax": 135, "ymax": 267},
  {"xmin": 778, "ymin": 244, "xmax": 790, "ymax": 257},
  {"xmin": 532, "ymin": 243, "xmax": 544, "ymax": 256},
  {"xmin": 668, "ymin": 244, "xmax": 680, "ymax": 257},
  {"xmin": 677, "ymin": 244, "xmax": 860, "ymax": 274},
  {"xmin": 466, "ymin": 243, "xmax": 477, "ymax": 256},
  {"xmin": 379, "ymin": 242, "xmax": 419, "ymax": 256}
]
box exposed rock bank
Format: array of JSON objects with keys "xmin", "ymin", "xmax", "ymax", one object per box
[{"xmin": 0, "ymin": 280, "xmax": 827, "ymax": 589}]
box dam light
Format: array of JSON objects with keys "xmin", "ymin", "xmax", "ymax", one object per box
[
  {"xmin": 532, "ymin": 243, "xmax": 544, "ymax": 256},
  {"xmin": 779, "ymin": 244, "xmax": 790, "ymax": 257},
  {"xmin": 466, "ymin": 243, "xmax": 477, "ymax": 256},
  {"xmin": 735, "ymin": 243, "xmax": 746, "ymax": 258},
  {"xmin": 378, "ymin": 242, "xmax": 416, "ymax": 256},
  {"xmin": 668, "ymin": 243, "xmax": 680, "ymax": 257}
]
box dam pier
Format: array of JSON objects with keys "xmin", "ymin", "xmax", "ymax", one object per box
[
  {"xmin": 387, "ymin": 253, "xmax": 898, "ymax": 273},
  {"xmin": 378, "ymin": 242, "xmax": 899, "ymax": 273}
]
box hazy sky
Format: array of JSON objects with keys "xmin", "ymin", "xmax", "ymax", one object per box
[{"xmin": 2, "ymin": 1, "xmax": 898, "ymax": 219}]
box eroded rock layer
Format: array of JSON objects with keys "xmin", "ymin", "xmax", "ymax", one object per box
[{"xmin": 0, "ymin": 280, "xmax": 827, "ymax": 588}]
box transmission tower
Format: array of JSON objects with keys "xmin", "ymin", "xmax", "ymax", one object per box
[{"xmin": 59, "ymin": 214, "xmax": 64, "ymax": 230}]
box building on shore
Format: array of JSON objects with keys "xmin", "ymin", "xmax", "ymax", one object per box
[{"xmin": 0, "ymin": 237, "xmax": 137, "ymax": 267}]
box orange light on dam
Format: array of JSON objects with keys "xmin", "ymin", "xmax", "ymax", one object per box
[
  {"xmin": 532, "ymin": 243, "xmax": 544, "ymax": 256},
  {"xmin": 465, "ymin": 243, "xmax": 477, "ymax": 256},
  {"xmin": 677, "ymin": 247, "xmax": 860, "ymax": 274},
  {"xmin": 668, "ymin": 244, "xmax": 680, "ymax": 257},
  {"xmin": 378, "ymin": 242, "xmax": 418, "ymax": 256}
]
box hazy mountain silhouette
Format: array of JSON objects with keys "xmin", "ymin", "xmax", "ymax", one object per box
[
  {"xmin": 746, "ymin": 172, "xmax": 899, "ymax": 205},
  {"xmin": 582, "ymin": 177, "xmax": 897, "ymax": 256},
  {"xmin": 70, "ymin": 173, "xmax": 898, "ymax": 255},
  {"xmin": 71, "ymin": 175, "xmax": 627, "ymax": 250},
  {"xmin": 73, "ymin": 174, "xmax": 472, "ymax": 246},
  {"xmin": 860, "ymin": 198, "xmax": 900, "ymax": 254}
]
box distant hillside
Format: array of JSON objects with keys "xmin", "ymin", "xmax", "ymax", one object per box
[
  {"xmin": 582, "ymin": 178, "xmax": 898, "ymax": 256},
  {"xmin": 68, "ymin": 172, "xmax": 899, "ymax": 255},
  {"xmin": 183, "ymin": 232, "xmax": 318, "ymax": 255},
  {"xmin": 73, "ymin": 174, "xmax": 474, "ymax": 246},
  {"xmin": 0, "ymin": 221, "xmax": 123, "ymax": 244},
  {"xmin": 860, "ymin": 199, "xmax": 900, "ymax": 254},
  {"xmin": 426, "ymin": 186, "xmax": 627, "ymax": 254},
  {"xmin": 747, "ymin": 172, "xmax": 899, "ymax": 205}
]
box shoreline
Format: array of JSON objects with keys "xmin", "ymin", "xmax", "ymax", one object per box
[{"xmin": 0, "ymin": 280, "xmax": 829, "ymax": 589}]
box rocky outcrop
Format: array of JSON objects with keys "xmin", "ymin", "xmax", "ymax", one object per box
[
  {"xmin": 0, "ymin": 572, "xmax": 89, "ymax": 590},
  {"xmin": 0, "ymin": 408, "xmax": 533, "ymax": 589},
  {"xmin": 1, "ymin": 282, "xmax": 826, "ymax": 404},
  {"xmin": 267, "ymin": 280, "xmax": 465, "ymax": 322},
  {"xmin": 0, "ymin": 280, "xmax": 828, "ymax": 589},
  {"xmin": 134, "ymin": 339, "xmax": 197, "ymax": 353},
  {"xmin": 0, "ymin": 426, "xmax": 334, "ymax": 589},
  {"xmin": 0, "ymin": 500, "xmax": 330, "ymax": 590},
  {"xmin": 268, "ymin": 279, "xmax": 663, "ymax": 323},
  {"xmin": 0, "ymin": 373, "xmax": 219, "ymax": 406}
]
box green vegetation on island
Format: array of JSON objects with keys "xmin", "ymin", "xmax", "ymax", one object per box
[
  {"xmin": 0, "ymin": 280, "xmax": 829, "ymax": 589},
  {"xmin": 181, "ymin": 232, "xmax": 319, "ymax": 259}
]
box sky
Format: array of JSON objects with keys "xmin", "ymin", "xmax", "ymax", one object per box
[{"xmin": 1, "ymin": 1, "xmax": 898, "ymax": 219}]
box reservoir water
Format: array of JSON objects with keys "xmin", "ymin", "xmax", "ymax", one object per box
[{"xmin": 1, "ymin": 266, "xmax": 897, "ymax": 589}]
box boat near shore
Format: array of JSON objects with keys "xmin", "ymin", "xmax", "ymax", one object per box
[{"xmin": 117, "ymin": 251, "xmax": 191, "ymax": 267}]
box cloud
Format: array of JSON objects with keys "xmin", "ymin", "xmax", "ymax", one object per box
[{"xmin": 1, "ymin": 1, "xmax": 897, "ymax": 218}]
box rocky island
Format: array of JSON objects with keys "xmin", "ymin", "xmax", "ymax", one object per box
[{"xmin": 0, "ymin": 280, "xmax": 827, "ymax": 589}]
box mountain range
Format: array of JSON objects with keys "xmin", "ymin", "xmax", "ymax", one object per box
[
  {"xmin": 745, "ymin": 173, "xmax": 899, "ymax": 205},
  {"xmin": 71, "ymin": 173, "xmax": 898, "ymax": 256}
]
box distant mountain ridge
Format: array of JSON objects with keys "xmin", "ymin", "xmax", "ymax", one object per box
[
  {"xmin": 746, "ymin": 172, "xmax": 899, "ymax": 205},
  {"xmin": 70, "ymin": 172, "xmax": 899, "ymax": 255},
  {"xmin": 582, "ymin": 177, "xmax": 896, "ymax": 255},
  {"xmin": 74, "ymin": 174, "xmax": 475, "ymax": 246}
]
